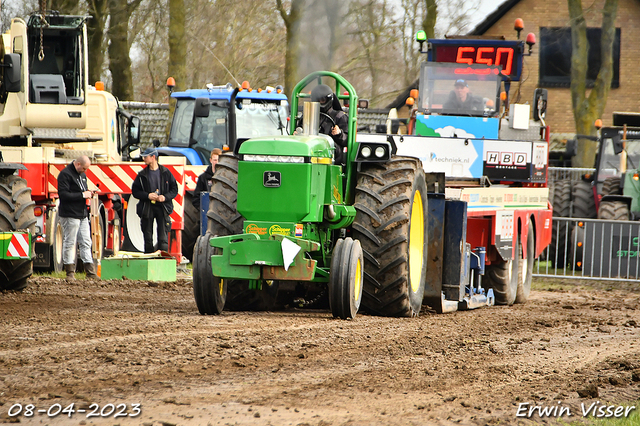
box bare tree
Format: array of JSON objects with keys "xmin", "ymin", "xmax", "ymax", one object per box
[
  {"xmin": 569, "ymin": 0, "xmax": 618, "ymax": 168},
  {"xmin": 167, "ymin": 0, "xmax": 185, "ymax": 92},
  {"xmin": 86, "ymin": 0, "xmax": 108, "ymax": 85},
  {"xmin": 107, "ymin": 0, "xmax": 142, "ymax": 100},
  {"xmin": 345, "ymin": 0, "xmax": 400, "ymax": 105},
  {"xmin": 50, "ymin": 0, "xmax": 81, "ymax": 13},
  {"xmin": 422, "ymin": 0, "xmax": 436, "ymax": 38},
  {"xmin": 275, "ymin": 0, "xmax": 305, "ymax": 100}
]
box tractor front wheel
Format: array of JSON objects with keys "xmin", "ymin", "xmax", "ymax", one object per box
[
  {"xmin": 352, "ymin": 156, "xmax": 428, "ymax": 317},
  {"xmin": 329, "ymin": 237, "xmax": 364, "ymax": 319},
  {"xmin": 193, "ymin": 233, "xmax": 226, "ymax": 315}
]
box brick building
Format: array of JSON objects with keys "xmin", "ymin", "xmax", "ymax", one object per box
[{"xmin": 471, "ymin": 0, "xmax": 640, "ymax": 134}]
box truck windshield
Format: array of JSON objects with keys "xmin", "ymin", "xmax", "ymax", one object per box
[
  {"xmin": 168, "ymin": 99, "xmax": 289, "ymax": 149},
  {"xmin": 418, "ymin": 62, "xmax": 501, "ymax": 117},
  {"xmin": 236, "ymin": 102, "xmax": 289, "ymax": 140},
  {"xmin": 597, "ymin": 139, "xmax": 640, "ymax": 182}
]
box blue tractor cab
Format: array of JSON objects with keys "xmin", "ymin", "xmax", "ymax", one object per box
[{"xmin": 158, "ymin": 83, "xmax": 289, "ymax": 165}]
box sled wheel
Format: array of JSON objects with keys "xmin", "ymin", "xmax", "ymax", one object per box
[
  {"xmin": 329, "ymin": 237, "xmax": 364, "ymax": 320},
  {"xmin": 515, "ymin": 218, "xmax": 534, "ymax": 304},
  {"xmin": 485, "ymin": 241, "xmax": 519, "ymax": 305},
  {"xmin": 193, "ymin": 233, "xmax": 226, "ymax": 315}
]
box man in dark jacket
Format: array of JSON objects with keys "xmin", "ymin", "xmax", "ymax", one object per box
[
  {"xmin": 443, "ymin": 79, "xmax": 484, "ymax": 113},
  {"xmin": 192, "ymin": 148, "xmax": 222, "ymax": 212},
  {"xmin": 57, "ymin": 155, "xmax": 99, "ymax": 280},
  {"xmin": 131, "ymin": 148, "xmax": 178, "ymax": 253},
  {"xmin": 311, "ymin": 84, "xmax": 348, "ymax": 164}
]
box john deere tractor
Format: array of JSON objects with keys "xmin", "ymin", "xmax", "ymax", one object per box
[{"xmin": 192, "ymin": 71, "xmax": 428, "ymax": 319}]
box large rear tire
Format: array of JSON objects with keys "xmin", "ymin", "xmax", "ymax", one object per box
[
  {"xmin": 352, "ymin": 157, "xmax": 428, "ymax": 317},
  {"xmin": 572, "ymin": 180, "xmax": 596, "ymax": 219},
  {"xmin": 601, "ymin": 176, "xmax": 621, "ymax": 196},
  {"xmin": 0, "ymin": 175, "xmax": 36, "ymax": 291},
  {"xmin": 193, "ymin": 233, "xmax": 226, "ymax": 315},
  {"xmin": 515, "ymin": 218, "xmax": 534, "ymax": 304},
  {"xmin": 182, "ymin": 192, "xmax": 200, "ymax": 263},
  {"xmin": 206, "ymin": 154, "xmax": 276, "ymax": 311},
  {"xmin": 598, "ymin": 200, "xmax": 630, "ymax": 220}
]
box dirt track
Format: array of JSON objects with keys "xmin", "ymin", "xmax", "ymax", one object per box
[{"xmin": 1, "ymin": 276, "xmax": 640, "ymax": 425}]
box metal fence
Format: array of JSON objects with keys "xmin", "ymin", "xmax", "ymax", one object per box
[
  {"xmin": 547, "ymin": 167, "xmax": 594, "ymax": 186},
  {"xmin": 535, "ymin": 217, "xmax": 640, "ymax": 282}
]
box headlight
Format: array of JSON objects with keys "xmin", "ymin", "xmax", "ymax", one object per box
[
  {"xmin": 361, "ymin": 146, "xmax": 372, "ymax": 158},
  {"xmin": 244, "ymin": 155, "xmax": 304, "ymax": 163},
  {"xmin": 375, "ymin": 146, "xmax": 386, "ymax": 158}
]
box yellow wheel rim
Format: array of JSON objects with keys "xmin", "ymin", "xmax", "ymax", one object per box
[
  {"xmin": 219, "ymin": 279, "xmax": 224, "ymax": 296},
  {"xmin": 409, "ymin": 190, "xmax": 424, "ymax": 293},
  {"xmin": 354, "ymin": 257, "xmax": 362, "ymax": 302}
]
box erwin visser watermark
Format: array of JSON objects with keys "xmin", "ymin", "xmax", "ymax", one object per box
[{"xmin": 516, "ymin": 401, "xmax": 636, "ymax": 419}]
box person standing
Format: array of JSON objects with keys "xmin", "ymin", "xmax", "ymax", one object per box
[
  {"xmin": 132, "ymin": 148, "xmax": 178, "ymax": 253},
  {"xmin": 191, "ymin": 148, "xmax": 222, "ymax": 212},
  {"xmin": 57, "ymin": 155, "xmax": 99, "ymax": 280}
]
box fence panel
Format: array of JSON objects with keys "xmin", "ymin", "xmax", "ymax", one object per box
[
  {"xmin": 547, "ymin": 167, "xmax": 594, "ymax": 186},
  {"xmin": 535, "ymin": 217, "xmax": 640, "ymax": 282}
]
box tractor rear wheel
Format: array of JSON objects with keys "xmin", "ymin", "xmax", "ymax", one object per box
[
  {"xmin": 549, "ymin": 180, "xmax": 571, "ymax": 268},
  {"xmin": 352, "ymin": 157, "xmax": 428, "ymax": 317},
  {"xmin": 598, "ymin": 200, "xmax": 630, "ymax": 220},
  {"xmin": 0, "ymin": 175, "xmax": 36, "ymax": 291},
  {"xmin": 601, "ymin": 177, "xmax": 621, "ymax": 196},
  {"xmin": 193, "ymin": 233, "xmax": 226, "ymax": 315},
  {"xmin": 515, "ymin": 218, "xmax": 534, "ymax": 304},
  {"xmin": 182, "ymin": 192, "xmax": 200, "ymax": 263},
  {"xmin": 329, "ymin": 237, "xmax": 364, "ymax": 320},
  {"xmin": 572, "ymin": 180, "xmax": 596, "ymax": 219},
  {"xmin": 206, "ymin": 154, "xmax": 277, "ymax": 311}
]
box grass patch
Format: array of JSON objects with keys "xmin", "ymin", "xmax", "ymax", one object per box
[{"xmin": 589, "ymin": 401, "xmax": 639, "ymax": 425}]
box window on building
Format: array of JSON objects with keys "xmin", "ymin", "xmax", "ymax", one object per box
[{"xmin": 538, "ymin": 27, "xmax": 620, "ymax": 88}]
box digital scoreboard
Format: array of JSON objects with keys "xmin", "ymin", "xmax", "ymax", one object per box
[{"xmin": 427, "ymin": 39, "xmax": 526, "ymax": 81}]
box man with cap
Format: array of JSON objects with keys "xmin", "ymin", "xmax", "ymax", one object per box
[
  {"xmin": 132, "ymin": 148, "xmax": 178, "ymax": 253},
  {"xmin": 310, "ymin": 84, "xmax": 348, "ymax": 164},
  {"xmin": 444, "ymin": 79, "xmax": 483, "ymax": 113}
]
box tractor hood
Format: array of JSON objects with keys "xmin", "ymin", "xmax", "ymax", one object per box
[{"xmin": 239, "ymin": 135, "xmax": 334, "ymax": 159}]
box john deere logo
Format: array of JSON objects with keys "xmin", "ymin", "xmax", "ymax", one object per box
[{"xmin": 264, "ymin": 171, "xmax": 281, "ymax": 188}]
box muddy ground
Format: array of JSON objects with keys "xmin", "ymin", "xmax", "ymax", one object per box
[{"xmin": 1, "ymin": 275, "xmax": 640, "ymax": 426}]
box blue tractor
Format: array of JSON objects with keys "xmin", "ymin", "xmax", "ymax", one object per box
[{"xmin": 157, "ymin": 82, "xmax": 289, "ymax": 261}]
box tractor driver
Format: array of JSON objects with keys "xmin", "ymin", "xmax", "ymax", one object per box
[
  {"xmin": 311, "ymin": 84, "xmax": 348, "ymax": 164},
  {"xmin": 443, "ymin": 79, "xmax": 483, "ymax": 113}
]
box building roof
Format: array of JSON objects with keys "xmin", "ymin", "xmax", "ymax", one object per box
[{"xmin": 469, "ymin": 0, "xmax": 521, "ymax": 36}]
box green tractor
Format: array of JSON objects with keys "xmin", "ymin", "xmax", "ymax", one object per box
[
  {"xmin": 192, "ymin": 71, "xmax": 428, "ymax": 319},
  {"xmin": 0, "ymin": 159, "xmax": 36, "ymax": 290}
]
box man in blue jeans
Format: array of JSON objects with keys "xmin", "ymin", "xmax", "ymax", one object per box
[{"xmin": 57, "ymin": 155, "xmax": 99, "ymax": 280}]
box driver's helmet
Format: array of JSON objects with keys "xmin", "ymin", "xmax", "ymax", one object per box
[{"xmin": 311, "ymin": 84, "xmax": 334, "ymax": 113}]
